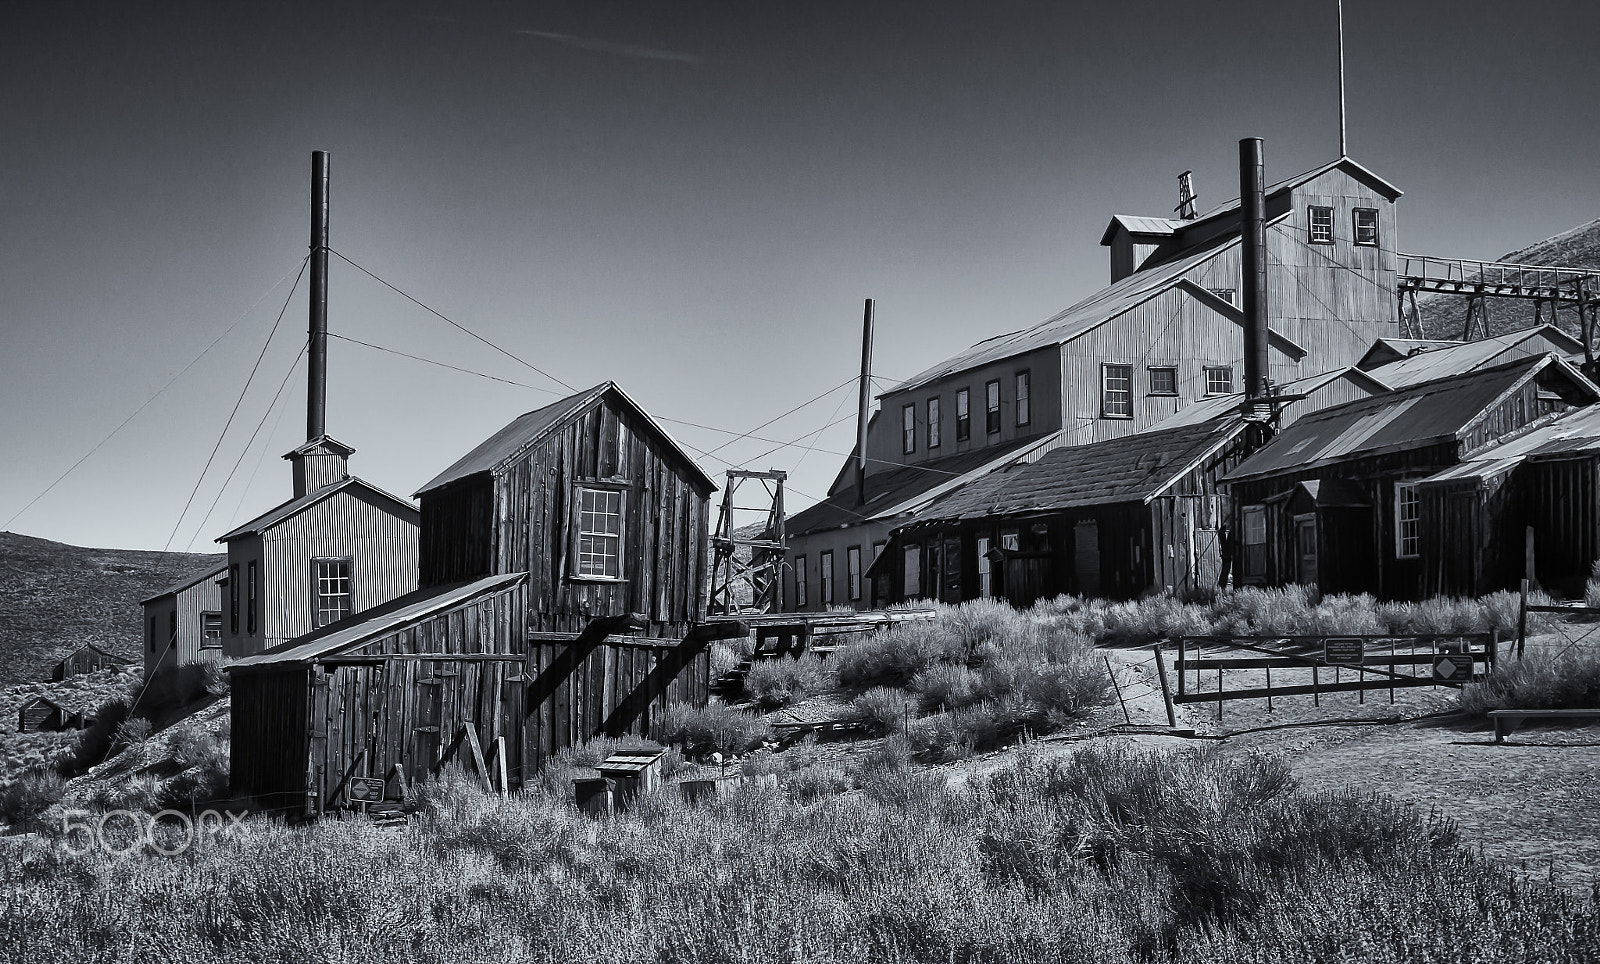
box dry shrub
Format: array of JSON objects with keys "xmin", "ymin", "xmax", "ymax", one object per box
[
  {"xmin": 742, "ymin": 653, "xmax": 830, "ymax": 709},
  {"xmin": 853, "ymin": 686, "xmax": 913, "ymax": 735},
  {"xmin": 654, "ymin": 701, "xmax": 769, "ymax": 758},
  {"xmin": 708, "ymin": 642, "xmax": 742, "ymax": 679},
  {"xmin": 782, "ymin": 764, "xmax": 852, "ymax": 802},
  {"xmin": 834, "ymin": 619, "xmax": 964, "ymax": 689},
  {"xmin": 0, "ymin": 770, "xmax": 67, "ymax": 828},
  {"xmin": 1460, "ymin": 648, "xmax": 1600, "ymax": 717}
]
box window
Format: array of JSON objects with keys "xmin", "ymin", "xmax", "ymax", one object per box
[
  {"xmin": 847, "ymin": 546, "xmax": 862, "ymax": 601},
  {"xmin": 1149, "ymin": 366, "xmax": 1178, "ymax": 396},
  {"xmin": 955, "ymin": 389, "xmax": 970, "ymax": 442},
  {"xmin": 903, "ymin": 543, "xmax": 921, "ymax": 598},
  {"xmin": 312, "ymin": 557, "xmax": 352, "ymax": 628},
  {"xmin": 985, "ymin": 380, "xmax": 1001, "ymax": 434},
  {"xmin": 228, "ymin": 564, "xmax": 239, "ymax": 635},
  {"xmin": 1395, "ymin": 482, "xmax": 1420, "ymax": 559},
  {"xmin": 976, "ymin": 536, "xmax": 992, "ymax": 597},
  {"xmin": 794, "ymin": 555, "xmax": 807, "ymax": 608},
  {"xmin": 926, "ymin": 397, "xmax": 941, "ymax": 449},
  {"xmin": 1353, "ymin": 208, "xmax": 1379, "ymax": 246},
  {"xmin": 820, "ymin": 550, "xmax": 835, "ymax": 605},
  {"xmin": 1207, "ymin": 288, "xmax": 1236, "ymax": 305},
  {"xmin": 247, "ymin": 560, "xmax": 258, "ymax": 636},
  {"xmin": 1015, "ymin": 371, "xmax": 1031, "ymax": 426},
  {"xmin": 1308, "ymin": 205, "xmax": 1334, "ymax": 244},
  {"xmin": 1001, "ymin": 530, "xmax": 1019, "ymax": 552},
  {"xmin": 200, "ymin": 612, "xmax": 222, "ymax": 648},
  {"xmin": 1205, "ymin": 366, "xmax": 1233, "ymax": 396},
  {"xmin": 902, "ymin": 404, "xmax": 916, "ymax": 455},
  {"xmin": 1102, "ymin": 363, "xmax": 1133, "ymax": 418},
  {"xmin": 1243, "ymin": 505, "xmax": 1268, "ymax": 578},
  {"xmin": 575, "ymin": 486, "xmax": 625, "ymax": 578}
]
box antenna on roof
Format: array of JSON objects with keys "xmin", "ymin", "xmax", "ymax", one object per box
[
  {"xmin": 1175, "ymin": 171, "xmax": 1198, "ymax": 220},
  {"xmin": 1337, "ymin": 0, "xmax": 1348, "ymax": 157}
]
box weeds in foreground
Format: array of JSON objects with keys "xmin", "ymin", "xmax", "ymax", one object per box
[{"xmin": 1460, "ymin": 648, "xmax": 1600, "ymax": 717}]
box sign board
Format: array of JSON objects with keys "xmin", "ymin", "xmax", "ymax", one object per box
[
  {"xmin": 346, "ymin": 777, "xmax": 386, "ymax": 804},
  {"xmin": 1323, "ymin": 637, "xmax": 1364, "ymax": 664},
  {"xmin": 1433, "ymin": 652, "xmax": 1475, "ymax": 683}
]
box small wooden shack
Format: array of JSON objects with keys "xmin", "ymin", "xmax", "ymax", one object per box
[
  {"xmin": 229, "ymin": 381, "xmax": 724, "ymax": 813},
  {"xmin": 17, "ymin": 696, "xmax": 81, "ymax": 733},
  {"xmin": 52, "ymin": 644, "xmax": 127, "ymax": 682}
]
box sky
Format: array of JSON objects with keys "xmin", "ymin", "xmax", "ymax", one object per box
[{"xmin": 5, "ymin": 0, "xmax": 1600, "ymax": 555}]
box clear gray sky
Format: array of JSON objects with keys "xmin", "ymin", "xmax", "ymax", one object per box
[{"xmin": 5, "ymin": 0, "xmax": 1599, "ymax": 552}]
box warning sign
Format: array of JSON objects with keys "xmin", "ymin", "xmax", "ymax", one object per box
[
  {"xmin": 346, "ymin": 777, "xmax": 386, "ymax": 804},
  {"xmin": 1433, "ymin": 653, "xmax": 1475, "ymax": 682}
]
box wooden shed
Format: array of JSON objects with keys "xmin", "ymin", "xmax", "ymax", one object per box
[
  {"xmin": 868, "ymin": 418, "xmax": 1253, "ymax": 605},
  {"xmin": 229, "ymin": 381, "xmax": 724, "ymax": 813},
  {"xmin": 17, "ymin": 696, "xmax": 81, "ymax": 733},
  {"xmin": 51, "ymin": 644, "xmax": 127, "ymax": 682}
]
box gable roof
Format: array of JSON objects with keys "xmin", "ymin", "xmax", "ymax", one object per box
[
  {"xmin": 1151, "ymin": 367, "xmax": 1391, "ymax": 430},
  {"xmin": 283, "ymin": 435, "xmax": 355, "ymax": 459},
  {"xmin": 58, "ymin": 643, "xmax": 128, "ymax": 664},
  {"xmin": 1225, "ymin": 354, "xmax": 1597, "ymax": 483},
  {"xmin": 229, "ymin": 572, "xmax": 526, "ymax": 669},
  {"xmin": 1362, "ymin": 326, "xmax": 1588, "ymax": 389},
  {"xmin": 905, "ymin": 419, "xmax": 1246, "ymax": 526},
  {"xmin": 1099, "ymin": 215, "xmax": 1183, "ymax": 245},
  {"xmin": 1418, "ymin": 403, "xmax": 1600, "ymax": 487},
  {"xmin": 889, "ymin": 231, "xmax": 1305, "ymax": 396},
  {"xmin": 416, "ymin": 381, "xmax": 716, "ymax": 497},
  {"xmin": 1184, "ymin": 156, "xmax": 1403, "ymax": 228},
  {"xmin": 787, "ymin": 433, "xmax": 1058, "ymax": 538},
  {"xmin": 1356, "ymin": 337, "xmax": 1466, "ymax": 371},
  {"xmin": 140, "ymin": 562, "xmax": 228, "ymax": 606},
  {"xmin": 216, "ymin": 476, "xmax": 419, "ymax": 543}
]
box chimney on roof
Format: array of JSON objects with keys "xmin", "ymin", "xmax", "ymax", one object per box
[
  {"xmin": 1175, "ymin": 171, "xmax": 1198, "ymax": 220},
  {"xmin": 1239, "ymin": 138, "xmax": 1271, "ymax": 422},
  {"xmin": 308, "ymin": 150, "xmax": 330, "ymax": 442},
  {"xmin": 286, "ymin": 437, "xmax": 353, "ymax": 499}
]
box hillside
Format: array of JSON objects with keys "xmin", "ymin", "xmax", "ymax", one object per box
[
  {"xmin": 1416, "ymin": 215, "xmax": 1600, "ymax": 340},
  {"xmin": 0, "ymin": 531, "xmax": 220, "ymax": 686}
]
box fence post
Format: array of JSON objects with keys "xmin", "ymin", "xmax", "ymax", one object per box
[
  {"xmin": 1152, "ymin": 642, "xmax": 1178, "ymax": 728},
  {"xmin": 1518, "ymin": 579, "xmax": 1529, "ymax": 660},
  {"xmin": 1265, "ymin": 663, "xmax": 1272, "ymax": 712},
  {"xmin": 1312, "ymin": 662, "xmax": 1319, "ymax": 707},
  {"xmin": 1104, "ymin": 654, "xmax": 1132, "ymax": 725},
  {"xmin": 1177, "ymin": 637, "xmax": 1187, "ymax": 700}
]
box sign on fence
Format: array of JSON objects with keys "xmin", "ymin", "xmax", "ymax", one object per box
[
  {"xmin": 1323, "ymin": 637, "xmax": 1364, "ymax": 664},
  {"xmin": 1432, "ymin": 641, "xmax": 1476, "ymax": 682},
  {"xmin": 345, "ymin": 777, "xmax": 385, "ymax": 804}
]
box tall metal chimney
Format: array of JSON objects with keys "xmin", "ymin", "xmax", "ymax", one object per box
[
  {"xmin": 1238, "ymin": 138, "xmax": 1270, "ymax": 420},
  {"xmin": 308, "ymin": 150, "xmax": 330, "ymax": 441},
  {"xmin": 856, "ymin": 299, "xmax": 875, "ymax": 506}
]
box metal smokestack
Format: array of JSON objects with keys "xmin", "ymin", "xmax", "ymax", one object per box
[
  {"xmin": 856, "ymin": 299, "xmax": 875, "ymax": 507},
  {"xmin": 308, "ymin": 150, "xmax": 330, "ymax": 441},
  {"xmin": 1238, "ymin": 138, "xmax": 1270, "ymax": 419}
]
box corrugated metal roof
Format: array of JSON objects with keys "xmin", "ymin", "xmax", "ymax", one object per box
[
  {"xmin": 1151, "ymin": 367, "xmax": 1389, "ymax": 429},
  {"xmin": 1363, "ymin": 326, "xmax": 1586, "ymax": 389},
  {"xmin": 786, "ymin": 434, "xmax": 1056, "ymax": 537},
  {"xmin": 907, "ymin": 419, "xmax": 1244, "ymax": 524},
  {"xmin": 229, "ymin": 572, "xmax": 526, "ymax": 669},
  {"xmin": 1098, "ymin": 215, "xmax": 1183, "ymax": 244},
  {"xmin": 1417, "ymin": 403, "xmax": 1600, "ymax": 486},
  {"xmin": 216, "ymin": 477, "xmax": 419, "ymax": 543},
  {"xmin": 416, "ymin": 381, "xmax": 716, "ymax": 496},
  {"xmin": 1183, "ymin": 156, "xmax": 1403, "ymax": 226},
  {"xmin": 1355, "ymin": 337, "xmax": 1464, "ymax": 370},
  {"xmin": 139, "ymin": 562, "xmax": 228, "ymax": 605},
  {"xmin": 1226, "ymin": 355, "xmax": 1571, "ymax": 483}
]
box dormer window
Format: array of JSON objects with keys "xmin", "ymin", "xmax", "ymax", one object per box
[
  {"xmin": 1308, "ymin": 206, "xmax": 1334, "ymax": 244},
  {"xmin": 1353, "ymin": 208, "xmax": 1379, "ymax": 246}
]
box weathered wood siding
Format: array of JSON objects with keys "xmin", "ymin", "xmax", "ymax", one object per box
[
  {"xmin": 418, "ymin": 476, "xmax": 494, "ymax": 586},
  {"xmin": 258, "ymin": 487, "xmax": 420, "ymax": 650},
  {"xmin": 229, "ymin": 668, "xmax": 310, "ymax": 809},
  {"xmin": 1522, "ymin": 457, "xmax": 1600, "ymax": 599},
  {"xmin": 53, "ymin": 645, "xmax": 122, "ymax": 682}
]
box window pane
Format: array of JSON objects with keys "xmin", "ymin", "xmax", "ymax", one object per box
[
  {"xmin": 1015, "ymin": 372, "xmax": 1030, "ymax": 425},
  {"xmin": 1354, "ymin": 209, "xmax": 1379, "ymax": 245},
  {"xmin": 1102, "ymin": 364, "xmax": 1132, "ymax": 417},
  {"xmin": 847, "ymin": 547, "xmax": 862, "ymax": 601},
  {"xmin": 977, "ymin": 536, "xmax": 991, "ymax": 597},
  {"xmin": 1395, "ymin": 483, "xmax": 1420, "ymax": 558},
  {"xmin": 1309, "ymin": 206, "xmax": 1334, "ymax": 243},
  {"xmin": 903, "ymin": 544, "xmax": 921, "ymax": 597},
  {"xmin": 314, "ymin": 558, "xmax": 352, "ymax": 627},
  {"xmin": 927, "ymin": 397, "xmax": 941, "ymax": 448},
  {"xmin": 575, "ymin": 487, "xmax": 623, "ymax": 577},
  {"xmin": 1205, "ymin": 367, "xmax": 1233, "ymax": 395},
  {"xmin": 902, "ymin": 404, "xmax": 916, "ymax": 454},
  {"xmin": 1149, "ymin": 367, "xmax": 1177, "ymax": 395},
  {"xmin": 955, "ymin": 389, "xmax": 970, "ymax": 442},
  {"xmin": 795, "ymin": 556, "xmax": 807, "ymax": 607},
  {"xmin": 985, "ymin": 381, "xmax": 1001, "ymax": 434}
]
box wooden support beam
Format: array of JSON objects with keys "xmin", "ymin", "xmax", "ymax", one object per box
[
  {"xmin": 523, "ymin": 612, "xmax": 647, "ymax": 712},
  {"xmin": 599, "ymin": 636, "xmax": 709, "ymax": 738}
]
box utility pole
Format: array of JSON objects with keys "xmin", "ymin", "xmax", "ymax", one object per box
[{"xmin": 856, "ymin": 299, "xmax": 875, "ymax": 506}]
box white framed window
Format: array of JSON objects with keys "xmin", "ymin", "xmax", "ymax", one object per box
[
  {"xmin": 902, "ymin": 404, "xmax": 916, "ymax": 455},
  {"xmin": 985, "ymin": 380, "xmax": 1001, "ymax": 434},
  {"xmin": 847, "ymin": 546, "xmax": 862, "ymax": 601},
  {"xmin": 903, "ymin": 543, "xmax": 921, "ymax": 598},
  {"xmin": 1102, "ymin": 363, "xmax": 1133, "ymax": 418},
  {"xmin": 955, "ymin": 389, "xmax": 970, "ymax": 441},
  {"xmin": 976, "ymin": 535, "xmax": 992, "ymax": 597},
  {"xmin": 1001, "ymin": 530, "xmax": 1019, "ymax": 551},
  {"xmin": 1207, "ymin": 288, "xmax": 1236, "ymax": 305},
  {"xmin": 1242, "ymin": 505, "xmax": 1268, "ymax": 578},
  {"xmin": 312, "ymin": 556, "xmax": 353, "ymax": 628},
  {"xmin": 1149, "ymin": 366, "xmax": 1178, "ymax": 396},
  {"xmin": 1308, "ymin": 205, "xmax": 1334, "ymax": 244},
  {"xmin": 1353, "ymin": 208, "xmax": 1379, "ymax": 246},
  {"xmin": 1205, "ymin": 366, "xmax": 1233, "ymax": 396},
  {"xmin": 1395, "ymin": 481, "xmax": 1420, "ymax": 559},
  {"xmin": 927, "ymin": 397, "xmax": 941, "ymax": 449},
  {"xmin": 1015, "ymin": 371, "xmax": 1031, "ymax": 426},
  {"xmin": 820, "ymin": 550, "xmax": 835, "ymax": 605},
  {"xmin": 575, "ymin": 486, "xmax": 625, "ymax": 579},
  {"xmin": 200, "ymin": 612, "xmax": 222, "ymax": 648},
  {"xmin": 794, "ymin": 555, "xmax": 807, "ymax": 607}
]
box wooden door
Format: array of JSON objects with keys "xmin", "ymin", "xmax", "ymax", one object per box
[
  {"xmin": 1295, "ymin": 515, "xmax": 1318, "ymax": 589},
  {"xmin": 1074, "ymin": 520, "xmax": 1100, "ymax": 597}
]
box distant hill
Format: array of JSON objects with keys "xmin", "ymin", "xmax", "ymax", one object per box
[
  {"xmin": 1416, "ymin": 216, "xmax": 1600, "ymax": 341},
  {"xmin": 0, "ymin": 531, "xmax": 221, "ymax": 686}
]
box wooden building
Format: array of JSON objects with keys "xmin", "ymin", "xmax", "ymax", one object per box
[
  {"xmin": 17, "ymin": 697, "xmax": 82, "ymax": 733},
  {"xmin": 1223, "ymin": 354, "xmax": 1599, "ymax": 600},
  {"xmin": 51, "ymin": 643, "xmax": 127, "ymax": 682},
  {"xmin": 215, "ymin": 436, "xmax": 420, "ymax": 659},
  {"xmin": 1357, "ymin": 324, "xmax": 1585, "ymax": 389},
  {"xmin": 867, "ymin": 419, "xmax": 1253, "ymax": 605},
  {"xmin": 140, "ymin": 562, "xmax": 227, "ymax": 680},
  {"xmin": 789, "ymin": 155, "xmax": 1404, "ymax": 611},
  {"xmin": 229, "ymin": 382, "xmax": 721, "ymax": 812}
]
